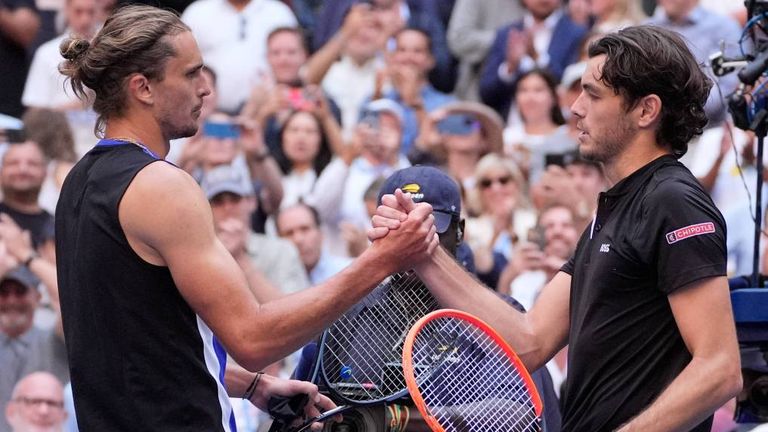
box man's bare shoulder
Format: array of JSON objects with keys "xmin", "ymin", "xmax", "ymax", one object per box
[{"xmin": 120, "ymin": 161, "xmax": 213, "ymax": 251}]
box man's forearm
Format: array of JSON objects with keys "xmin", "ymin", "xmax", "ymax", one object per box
[
  {"xmin": 415, "ymin": 247, "xmax": 556, "ymax": 370},
  {"xmin": 617, "ymin": 355, "xmax": 742, "ymax": 432}
]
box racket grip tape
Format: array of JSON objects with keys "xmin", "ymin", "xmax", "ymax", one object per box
[{"xmin": 267, "ymin": 393, "xmax": 310, "ymax": 432}]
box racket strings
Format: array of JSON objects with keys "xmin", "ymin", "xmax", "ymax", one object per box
[
  {"xmin": 411, "ymin": 318, "xmax": 540, "ymax": 432},
  {"xmin": 322, "ymin": 271, "xmax": 438, "ymax": 402}
]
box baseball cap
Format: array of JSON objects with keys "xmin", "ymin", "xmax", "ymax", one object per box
[
  {"xmin": 377, "ymin": 166, "xmax": 461, "ymax": 234},
  {"xmin": 200, "ymin": 165, "xmax": 255, "ymax": 200},
  {"xmin": 361, "ymin": 99, "xmax": 405, "ymax": 126},
  {"xmin": 561, "ymin": 61, "xmax": 587, "ymax": 91},
  {"xmin": 0, "ymin": 266, "xmax": 39, "ymax": 291}
]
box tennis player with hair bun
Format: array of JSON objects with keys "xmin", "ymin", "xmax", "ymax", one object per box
[
  {"xmin": 372, "ymin": 25, "xmax": 742, "ymax": 432},
  {"xmin": 53, "ymin": 5, "xmax": 439, "ymax": 432}
]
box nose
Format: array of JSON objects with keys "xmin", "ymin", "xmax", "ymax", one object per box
[{"xmin": 570, "ymin": 91, "xmax": 587, "ymax": 119}]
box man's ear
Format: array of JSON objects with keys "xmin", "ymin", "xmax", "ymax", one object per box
[
  {"xmin": 126, "ymin": 73, "xmax": 154, "ymax": 107},
  {"xmin": 636, "ymin": 94, "xmax": 662, "ymax": 129}
]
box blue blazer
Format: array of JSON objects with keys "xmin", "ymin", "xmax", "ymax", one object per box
[{"xmin": 479, "ymin": 14, "xmax": 587, "ymax": 118}]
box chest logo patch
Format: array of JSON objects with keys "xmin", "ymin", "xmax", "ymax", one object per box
[
  {"xmin": 599, "ymin": 243, "xmax": 610, "ymax": 253},
  {"xmin": 665, "ymin": 222, "xmax": 715, "ymax": 245}
]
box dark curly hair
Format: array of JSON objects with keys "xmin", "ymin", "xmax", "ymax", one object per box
[{"xmin": 588, "ymin": 25, "xmax": 712, "ymax": 158}]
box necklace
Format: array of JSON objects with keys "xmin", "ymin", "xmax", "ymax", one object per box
[{"xmin": 101, "ymin": 136, "xmax": 160, "ymax": 159}]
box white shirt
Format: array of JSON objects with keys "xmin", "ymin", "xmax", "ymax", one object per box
[
  {"xmin": 23, "ymin": 34, "xmax": 80, "ymax": 108},
  {"xmin": 321, "ymin": 55, "xmax": 388, "ymax": 139},
  {"xmin": 281, "ymin": 168, "xmax": 318, "ymax": 209},
  {"xmin": 182, "ymin": 0, "xmax": 297, "ymax": 113}
]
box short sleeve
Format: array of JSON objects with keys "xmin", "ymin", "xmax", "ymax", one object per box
[
  {"xmin": 560, "ymin": 254, "xmax": 575, "ymax": 276},
  {"xmin": 634, "ymin": 178, "xmax": 727, "ymax": 294}
]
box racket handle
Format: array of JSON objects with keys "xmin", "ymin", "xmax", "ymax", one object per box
[{"xmin": 267, "ymin": 393, "xmax": 310, "ymax": 432}]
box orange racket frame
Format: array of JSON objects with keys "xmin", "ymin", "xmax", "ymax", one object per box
[{"xmin": 402, "ymin": 309, "xmax": 544, "ymax": 432}]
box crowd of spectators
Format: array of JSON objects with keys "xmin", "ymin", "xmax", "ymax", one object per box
[{"xmin": 0, "ymin": 0, "xmax": 759, "ymax": 430}]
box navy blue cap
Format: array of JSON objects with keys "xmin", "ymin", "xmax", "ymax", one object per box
[{"xmin": 377, "ymin": 166, "xmax": 461, "ymax": 234}]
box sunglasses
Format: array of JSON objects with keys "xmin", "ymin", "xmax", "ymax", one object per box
[{"xmin": 479, "ymin": 175, "xmax": 512, "ymax": 189}]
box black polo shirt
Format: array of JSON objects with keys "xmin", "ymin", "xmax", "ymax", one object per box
[{"xmin": 559, "ymin": 155, "xmax": 726, "ymax": 432}]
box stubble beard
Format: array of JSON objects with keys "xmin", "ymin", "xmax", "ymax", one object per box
[{"xmin": 580, "ymin": 116, "xmax": 636, "ymax": 165}]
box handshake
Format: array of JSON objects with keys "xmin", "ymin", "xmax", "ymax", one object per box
[{"xmin": 366, "ymin": 166, "xmax": 463, "ymax": 274}]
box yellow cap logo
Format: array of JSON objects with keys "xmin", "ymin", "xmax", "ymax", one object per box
[{"xmin": 402, "ymin": 183, "xmax": 421, "ymax": 193}]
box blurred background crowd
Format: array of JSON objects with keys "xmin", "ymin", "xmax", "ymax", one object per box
[{"xmin": 0, "ymin": 0, "xmax": 760, "ymax": 431}]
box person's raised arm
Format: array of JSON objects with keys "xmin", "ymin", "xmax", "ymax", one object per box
[
  {"xmin": 616, "ymin": 276, "xmax": 742, "ymax": 432},
  {"xmin": 304, "ymin": 4, "xmax": 374, "ymax": 85},
  {"xmin": 371, "ymin": 190, "xmax": 570, "ymax": 371},
  {"xmin": 120, "ymin": 163, "xmax": 439, "ymax": 371}
]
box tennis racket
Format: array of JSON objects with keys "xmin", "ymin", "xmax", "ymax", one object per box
[
  {"xmin": 402, "ymin": 309, "xmax": 543, "ymax": 432},
  {"xmin": 270, "ymin": 270, "xmax": 438, "ymax": 432}
]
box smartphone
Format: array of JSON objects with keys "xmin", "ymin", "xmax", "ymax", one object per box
[
  {"xmin": 0, "ymin": 128, "xmax": 25, "ymax": 143},
  {"xmin": 437, "ymin": 114, "xmax": 480, "ymax": 136},
  {"xmin": 287, "ymin": 88, "xmax": 314, "ymax": 111},
  {"xmin": 203, "ymin": 121, "xmax": 240, "ymax": 140},
  {"xmin": 527, "ymin": 225, "xmax": 547, "ymax": 250},
  {"xmin": 545, "ymin": 150, "xmax": 580, "ymax": 168}
]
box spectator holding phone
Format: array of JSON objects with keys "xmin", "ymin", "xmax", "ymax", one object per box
[
  {"xmin": 503, "ymin": 68, "xmax": 574, "ymax": 183},
  {"xmin": 410, "ymin": 101, "xmax": 504, "ymax": 191},
  {"xmin": 241, "ymin": 27, "xmax": 342, "ymax": 172},
  {"xmin": 277, "ymin": 89, "xmax": 350, "ymax": 210},
  {"xmin": 183, "ymin": 112, "xmax": 285, "ymax": 225},
  {"xmin": 310, "ymin": 99, "xmax": 410, "ymax": 256}
]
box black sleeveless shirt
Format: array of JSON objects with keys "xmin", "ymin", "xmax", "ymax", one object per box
[{"xmin": 55, "ymin": 141, "xmax": 235, "ymax": 431}]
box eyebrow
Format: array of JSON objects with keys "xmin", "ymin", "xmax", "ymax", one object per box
[
  {"xmin": 186, "ymin": 63, "xmax": 204, "ymax": 75},
  {"xmin": 581, "ymin": 82, "xmax": 602, "ymax": 95}
]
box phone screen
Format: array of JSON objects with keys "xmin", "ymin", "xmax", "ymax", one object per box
[{"xmin": 203, "ymin": 121, "xmax": 240, "ymax": 139}]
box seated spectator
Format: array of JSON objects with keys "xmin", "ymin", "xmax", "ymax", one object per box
[
  {"xmin": 5, "ymin": 372, "xmax": 66, "ymax": 432},
  {"xmin": 240, "ymin": 27, "xmax": 342, "ymax": 170},
  {"xmin": 0, "ymin": 267, "xmax": 67, "ymax": 432},
  {"xmin": 464, "ymin": 153, "xmax": 533, "ymax": 288},
  {"xmin": 21, "ymin": 109, "xmax": 77, "ymax": 215},
  {"xmin": 276, "ymin": 202, "xmax": 352, "ymax": 284},
  {"xmin": 312, "ymin": 0, "xmax": 455, "ymax": 93},
  {"xmin": 646, "ymin": 0, "xmax": 741, "ymax": 125},
  {"xmin": 181, "ymin": 0, "xmax": 297, "ymax": 114},
  {"xmin": 498, "ymin": 203, "xmax": 579, "ymax": 397},
  {"xmin": 203, "ymin": 165, "xmax": 309, "ymax": 297},
  {"xmin": 374, "ymin": 27, "xmax": 456, "ymax": 155},
  {"xmin": 503, "ymin": 68, "xmax": 573, "ymax": 182},
  {"xmin": 410, "ymin": 101, "xmax": 504, "ymax": 191},
  {"xmin": 446, "ymin": 0, "xmax": 524, "ymax": 101},
  {"xmin": 0, "ymin": 141, "xmax": 59, "ymax": 297},
  {"xmin": 22, "ymin": 0, "xmax": 98, "ymax": 112},
  {"xmin": 498, "ymin": 204, "xmax": 579, "ymax": 309},
  {"xmin": 479, "ymin": 0, "xmax": 587, "ymax": 118}
]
